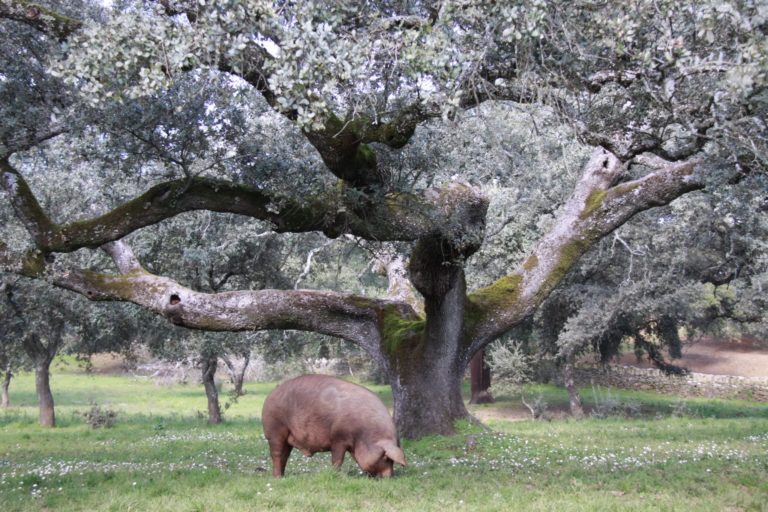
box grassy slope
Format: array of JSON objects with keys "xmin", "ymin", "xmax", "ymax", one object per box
[{"xmin": 1, "ymin": 362, "xmax": 767, "ymax": 511}]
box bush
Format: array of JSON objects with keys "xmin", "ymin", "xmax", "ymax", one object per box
[
  {"xmin": 487, "ymin": 341, "xmax": 532, "ymax": 396},
  {"xmin": 82, "ymin": 403, "xmax": 117, "ymax": 429},
  {"xmin": 521, "ymin": 394, "xmax": 550, "ymax": 420},
  {"xmin": 589, "ymin": 386, "xmax": 643, "ymax": 419}
]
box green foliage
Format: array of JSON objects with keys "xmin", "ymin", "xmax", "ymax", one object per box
[
  {"xmin": 486, "ymin": 340, "xmax": 532, "ymax": 395},
  {"xmin": 1, "ymin": 0, "xmax": 767, "ymax": 438}
]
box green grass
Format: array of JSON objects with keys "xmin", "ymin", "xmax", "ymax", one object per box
[{"xmin": 1, "ymin": 364, "xmax": 767, "ymax": 511}]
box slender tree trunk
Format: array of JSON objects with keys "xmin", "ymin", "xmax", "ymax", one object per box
[
  {"xmin": 562, "ymin": 362, "xmax": 584, "ymax": 418},
  {"xmin": 469, "ymin": 349, "xmax": 494, "ymax": 404},
  {"xmin": 35, "ymin": 359, "xmax": 56, "ymax": 427},
  {"xmin": 221, "ymin": 353, "xmax": 250, "ymax": 397},
  {"xmin": 235, "ymin": 352, "xmax": 249, "ymax": 396},
  {"xmin": 201, "ymin": 356, "xmax": 222, "ymax": 424},
  {"xmin": 1, "ymin": 369, "xmax": 12, "ymax": 408}
]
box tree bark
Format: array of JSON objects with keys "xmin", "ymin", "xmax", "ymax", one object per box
[
  {"xmin": 221, "ymin": 353, "xmax": 249, "ymax": 397},
  {"xmin": 1, "ymin": 369, "xmax": 11, "ymax": 408},
  {"xmin": 562, "ymin": 362, "xmax": 584, "ymax": 419},
  {"xmin": 390, "ymin": 358, "xmax": 468, "ymax": 439},
  {"xmin": 469, "ymin": 349, "xmax": 494, "ymax": 404},
  {"xmin": 388, "ymin": 242, "xmax": 474, "ymax": 438},
  {"xmin": 35, "ymin": 359, "xmax": 55, "ymax": 427},
  {"xmin": 201, "ymin": 356, "xmax": 222, "ymax": 424}
]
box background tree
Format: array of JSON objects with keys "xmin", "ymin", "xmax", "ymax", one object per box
[
  {"xmin": 1, "ymin": 0, "xmax": 766, "ymax": 438},
  {"xmin": 486, "ymin": 164, "xmax": 768, "ymax": 415},
  {"xmin": 0, "ymin": 277, "xmax": 29, "ymax": 408},
  {"xmin": 2, "ymin": 280, "xmax": 77, "ymax": 427}
]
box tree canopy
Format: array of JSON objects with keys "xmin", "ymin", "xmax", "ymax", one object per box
[{"xmin": 1, "ymin": 0, "xmax": 766, "ymax": 437}]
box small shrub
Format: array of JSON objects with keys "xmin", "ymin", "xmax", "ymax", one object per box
[
  {"xmin": 487, "ymin": 341, "xmax": 532, "ymax": 396},
  {"xmin": 82, "ymin": 403, "xmax": 117, "ymax": 429},
  {"xmin": 590, "ymin": 386, "xmax": 642, "ymax": 418},
  {"xmin": 670, "ymin": 400, "xmax": 690, "ymax": 417},
  {"xmin": 623, "ymin": 400, "xmax": 642, "ymax": 418},
  {"xmin": 521, "ymin": 394, "xmax": 550, "ymax": 420},
  {"xmin": 590, "ymin": 396, "xmax": 623, "ymax": 419}
]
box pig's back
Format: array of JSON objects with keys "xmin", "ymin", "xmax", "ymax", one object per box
[{"xmin": 262, "ymin": 375, "xmax": 394, "ymax": 438}]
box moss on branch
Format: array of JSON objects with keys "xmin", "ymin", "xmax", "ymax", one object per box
[
  {"xmin": 0, "ymin": 0, "xmax": 82, "ymax": 40},
  {"xmin": 580, "ymin": 189, "xmax": 608, "ymax": 219},
  {"xmin": 21, "ymin": 249, "xmax": 46, "ymax": 277},
  {"xmin": 379, "ymin": 304, "xmax": 425, "ymax": 356},
  {"xmin": 523, "ymin": 255, "xmax": 539, "ymax": 271},
  {"xmin": 468, "ymin": 274, "xmax": 523, "ymax": 312}
]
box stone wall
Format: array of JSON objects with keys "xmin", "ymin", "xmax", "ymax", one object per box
[{"xmin": 571, "ymin": 365, "xmax": 768, "ymax": 402}]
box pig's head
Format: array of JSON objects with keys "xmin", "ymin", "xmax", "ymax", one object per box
[{"xmin": 355, "ymin": 440, "xmax": 407, "ymax": 477}]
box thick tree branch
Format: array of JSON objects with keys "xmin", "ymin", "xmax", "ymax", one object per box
[
  {"xmin": 0, "ymin": 0, "xmax": 82, "ymax": 40},
  {"xmin": 373, "ymin": 248, "xmax": 424, "ymax": 316},
  {"xmin": 52, "ymin": 241, "xmax": 410, "ymax": 355},
  {"xmin": 1, "ymin": 158, "xmax": 484, "ymax": 254},
  {"xmin": 0, "ymin": 158, "xmax": 58, "ymax": 248},
  {"xmin": 465, "ymin": 148, "xmax": 704, "ymax": 354}
]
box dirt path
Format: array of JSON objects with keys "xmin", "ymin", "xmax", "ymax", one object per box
[{"xmin": 617, "ymin": 337, "xmax": 768, "ymax": 378}]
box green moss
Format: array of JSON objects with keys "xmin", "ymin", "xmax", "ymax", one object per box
[
  {"xmin": 347, "ymin": 295, "xmax": 379, "ymax": 309},
  {"xmin": 462, "ymin": 275, "xmax": 523, "ymax": 337},
  {"xmin": 523, "ymin": 255, "xmax": 539, "ymax": 271},
  {"xmin": 580, "ymin": 189, "xmax": 607, "ymax": 219},
  {"xmin": 614, "ymin": 182, "xmax": 641, "ymax": 195},
  {"xmin": 380, "ymin": 305, "xmax": 425, "ymax": 355},
  {"xmin": 21, "ymin": 249, "xmax": 46, "ymax": 277},
  {"xmin": 80, "ymin": 269, "xmax": 150, "ymax": 299},
  {"xmin": 468, "ymin": 274, "xmax": 523, "ymax": 311},
  {"xmin": 536, "ymin": 239, "xmax": 592, "ymax": 303},
  {"xmin": 354, "ymin": 143, "xmax": 377, "ymax": 169}
]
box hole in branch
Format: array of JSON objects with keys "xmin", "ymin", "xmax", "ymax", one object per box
[{"xmin": 170, "ymin": 294, "xmax": 181, "ymax": 305}]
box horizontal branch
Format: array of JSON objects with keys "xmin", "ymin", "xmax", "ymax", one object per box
[
  {"xmin": 465, "ymin": 148, "xmax": 704, "ymax": 352},
  {"xmin": 0, "ymin": 0, "xmax": 82, "ymax": 40},
  {"xmin": 53, "ymin": 241, "xmax": 407, "ymax": 354},
  {"xmin": 2, "ymin": 158, "xmax": 484, "ymax": 254}
]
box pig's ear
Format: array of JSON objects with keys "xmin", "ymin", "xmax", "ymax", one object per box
[{"xmin": 378, "ymin": 441, "xmax": 407, "ymax": 466}]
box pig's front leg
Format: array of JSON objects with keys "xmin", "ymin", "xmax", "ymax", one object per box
[{"xmin": 331, "ymin": 443, "xmax": 348, "ymax": 469}]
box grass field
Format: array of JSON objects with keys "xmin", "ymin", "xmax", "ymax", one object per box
[{"xmin": 1, "ymin": 360, "xmax": 767, "ymax": 511}]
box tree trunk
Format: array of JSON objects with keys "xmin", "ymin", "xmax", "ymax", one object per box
[
  {"xmin": 562, "ymin": 362, "xmax": 584, "ymax": 418},
  {"xmin": 201, "ymin": 356, "xmax": 222, "ymax": 424},
  {"xmin": 469, "ymin": 349, "xmax": 494, "ymax": 404},
  {"xmin": 1, "ymin": 369, "xmax": 11, "ymax": 408},
  {"xmin": 390, "ymin": 250, "xmax": 472, "ymax": 439},
  {"xmin": 391, "ymin": 358, "xmax": 467, "ymax": 439},
  {"xmin": 221, "ymin": 353, "xmax": 249, "ymax": 397},
  {"xmin": 35, "ymin": 359, "xmax": 56, "ymax": 427}
]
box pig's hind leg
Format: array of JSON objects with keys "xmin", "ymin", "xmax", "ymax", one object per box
[{"xmin": 268, "ymin": 437, "xmax": 293, "ymax": 477}]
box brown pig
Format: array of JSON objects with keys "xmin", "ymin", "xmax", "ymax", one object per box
[{"xmin": 262, "ymin": 374, "xmax": 406, "ymax": 477}]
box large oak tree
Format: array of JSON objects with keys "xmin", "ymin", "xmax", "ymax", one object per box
[{"xmin": 1, "ymin": 0, "xmax": 765, "ymax": 437}]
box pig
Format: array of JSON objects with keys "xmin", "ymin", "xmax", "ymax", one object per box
[{"xmin": 262, "ymin": 374, "xmax": 406, "ymax": 477}]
